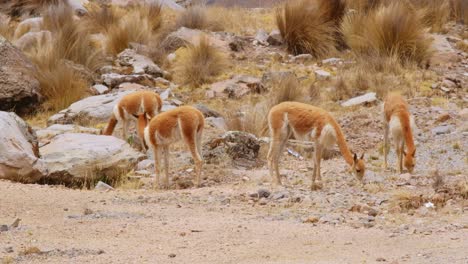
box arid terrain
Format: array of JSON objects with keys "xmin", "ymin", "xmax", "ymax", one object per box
[{"xmin": 0, "ymin": 0, "xmax": 467, "ymax": 263}]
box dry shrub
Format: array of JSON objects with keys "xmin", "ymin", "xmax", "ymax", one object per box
[
  {"xmin": 276, "ymin": 0, "xmax": 346, "ymax": 57},
  {"xmin": 345, "ymin": 0, "xmax": 381, "ymax": 13},
  {"xmin": 342, "ymin": 1, "xmax": 432, "ymax": 67},
  {"xmin": 226, "ymin": 75, "xmax": 308, "ymax": 136},
  {"xmin": 390, "ymin": 190, "xmax": 426, "ymax": 212},
  {"xmin": 412, "ymin": 0, "xmax": 451, "ymax": 32},
  {"xmin": 80, "ymin": 5, "xmax": 120, "ymax": 34},
  {"xmin": 177, "ymin": 5, "xmax": 222, "ymax": 31},
  {"xmin": 104, "ymin": 2, "xmax": 162, "ymax": 56},
  {"xmin": 42, "ymin": 3, "xmax": 104, "ymax": 71},
  {"xmin": 0, "ymin": 0, "xmax": 60, "ymax": 17},
  {"xmin": 206, "ymin": 6, "xmax": 276, "ymax": 34},
  {"xmin": 450, "ymin": 0, "xmax": 468, "ymax": 24},
  {"xmin": 173, "ymin": 36, "xmax": 227, "ymax": 87}
]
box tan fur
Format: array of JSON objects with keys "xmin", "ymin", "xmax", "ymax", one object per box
[
  {"xmin": 102, "ymin": 91, "xmax": 162, "ymax": 150},
  {"xmin": 383, "ymin": 92, "xmax": 416, "ymax": 173},
  {"xmin": 139, "ymin": 106, "xmax": 205, "ymax": 189},
  {"xmin": 267, "ymin": 102, "xmax": 365, "ymax": 190}
]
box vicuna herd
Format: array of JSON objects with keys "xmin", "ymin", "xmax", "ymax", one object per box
[{"xmin": 102, "ymin": 91, "xmax": 416, "ymax": 190}]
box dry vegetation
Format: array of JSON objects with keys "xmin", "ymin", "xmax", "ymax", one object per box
[
  {"xmin": 276, "ymin": 0, "xmax": 345, "ymax": 57},
  {"xmin": 342, "ymin": 1, "xmax": 432, "ymax": 67},
  {"xmin": 177, "ymin": 5, "xmax": 222, "ymax": 31},
  {"xmin": 173, "ymin": 36, "xmax": 228, "ymax": 87},
  {"xmin": 0, "ymin": 0, "xmax": 60, "ymax": 17}
]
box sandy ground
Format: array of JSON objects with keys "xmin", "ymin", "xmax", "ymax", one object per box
[{"xmin": 1, "ymin": 178, "xmax": 467, "ymax": 264}]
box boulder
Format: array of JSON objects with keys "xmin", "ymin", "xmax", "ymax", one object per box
[
  {"xmin": 40, "ymin": 133, "xmax": 144, "ymax": 185},
  {"xmin": 194, "ymin": 104, "xmax": 221, "ymax": 117},
  {"xmin": 110, "ymin": 0, "xmax": 184, "ymax": 11},
  {"xmin": 36, "ymin": 124, "xmax": 100, "ymax": 146},
  {"xmin": 116, "ymin": 49, "xmax": 163, "ymax": 77},
  {"xmin": 204, "ymin": 131, "xmax": 262, "ymax": 168},
  {"xmin": 0, "ymin": 35, "xmax": 41, "ymax": 114},
  {"xmin": 0, "ymin": 112, "xmax": 47, "ymax": 183},
  {"xmin": 314, "ymin": 69, "xmax": 331, "ymax": 80},
  {"xmin": 47, "ymin": 90, "xmax": 135, "ymax": 125},
  {"xmin": 254, "ymin": 29, "xmax": 269, "ymax": 45},
  {"xmin": 293, "ymin": 54, "xmax": 314, "ymax": 64},
  {"xmin": 341, "ymin": 92, "xmax": 377, "ymax": 107},
  {"xmin": 91, "ymin": 84, "xmax": 109, "ymax": 95}
]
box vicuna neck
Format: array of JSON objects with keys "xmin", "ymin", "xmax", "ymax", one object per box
[
  {"xmin": 329, "ymin": 119, "xmax": 354, "ymax": 166},
  {"xmin": 397, "ymin": 111, "xmax": 415, "ymax": 153}
]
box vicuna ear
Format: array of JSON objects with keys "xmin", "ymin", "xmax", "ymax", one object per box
[
  {"xmin": 411, "ymin": 149, "xmax": 416, "ymax": 157},
  {"xmin": 403, "ymin": 150, "xmax": 407, "ymax": 156},
  {"xmin": 360, "ymin": 153, "xmax": 365, "ymax": 160},
  {"xmin": 353, "ymin": 153, "xmax": 358, "ymax": 163}
]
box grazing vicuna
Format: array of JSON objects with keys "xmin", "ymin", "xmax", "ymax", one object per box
[
  {"xmin": 102, "ymin": 91, "xmax": 162, "ymax": 150},
  {"xmin": 383, "ymin": 93, "xmax": 416, "ymax": 173},
  {"xmin": 138, "ymin": 106, "xmax": 205, "ymax": 189},
  {"xmin": 267, "ymin": 102, "xmax": 365, "ymax": 190}
]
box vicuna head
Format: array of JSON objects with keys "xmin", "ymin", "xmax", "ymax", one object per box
[
  {"xmin": 351, "ymin": 153, "xmax": 366, "ymax": 181},
  {"xmin": 403, "ymin": 149, "xmax": 416, "ymax": 173}
]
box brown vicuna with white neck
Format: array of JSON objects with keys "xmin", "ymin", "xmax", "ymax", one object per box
[
  {"xmin": 102, "ymin": 90, "xmax": 162, "ymax": 150},
  {"xmin": 267, "ymin": 102, "xmax": 365, "ymax": 190},
  {"xmin": 138, "ymin": 106, "xmax": 205, "ymax": 189},
  {"xmin": 383, "ymin": 93, "xmax": 416, "ymax": 174}
]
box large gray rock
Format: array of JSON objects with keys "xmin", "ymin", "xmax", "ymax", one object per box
[
  {"xmin": 206, "ymin": 75, "xmax": 265, "ymax": 99},
  {"xmin": 36, "ymin": 124, "xmax": 100, "ymax": 146},
  {"xmin": 102, "ymin": 73, "xmax": 157, "ymax": 88},
  {"xmin": 47, "ymin": 90, "xmax": 135, "ymax": 125},
  {"xmin": 116, "ymin": 49, "xmax": 163, "ymax": 77},
  {"xmin": 166, "ymin": 27, "xmax": 231, "ymax": 52},
  {"xmin": 13, "ymin": 17, "xmax": 43, "ymax": 39},
  {"xmin": 0, "ymin": 112, "xmax": 47, "ymax": 183},
  {"xmin": 110, "ymin": 0, "xmax": 184, "ymax": 11},
  {"xmin": 0, "ymin": 35, "xmax": 41, "ymax": 114},
  {"xmin": 430, "ymin": 34, "xmax": 458, "ymax": 67},
  {"xmin": 40, "ymin": 133, "xmax": 144, "ymax": 185}
]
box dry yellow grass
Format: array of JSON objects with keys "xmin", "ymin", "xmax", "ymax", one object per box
[
  {"xmin": 450, "ymin": 0, "xmax": 468, "ymax": 24},
  {"xmin": 0, "ymin": 15, "xmax": 14, "ymax": 40},
  {"xmin": 412, "ymin": 0, "xmax": 451, "ymax": 33},
  {"xmin": 206, "ymin": 6, "xmax": 276, "ymax": 34},
  {"xmin": 173, "ymin": 36, "xmax": 228, "ymax": 88},
  {"xmin": 276, "ymin": 0, "xmax": 345, "ymax": 57},
  {"xmin": 342, "ymin": 1, "xmax": 433, "ymax": 67},
  {"xmin": 390, "ymin": 189, "xmax": 426, "ymax": 212}
]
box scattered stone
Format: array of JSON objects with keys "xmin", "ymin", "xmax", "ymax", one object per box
[
  {"xmin": 0, "ymin": 225, "xmax": 8, "ymax": 232},
  {"xmin": 341, "ymin": 92, "xmax": 377, "ymax": 107},
  {"xmin": 0, "ymin": 35, "xmax": 41, "ymax": 114},
  {"xmin": 442, "ymin": 79, "xmax": 457, "ymax": 89},
  {"xmin": 40, "ymin": 134, "xmax": 144, "ymax": 186},
  {"xmin": 258, "ymin": 197, "xmax": 268, "ymax": 205},
  {"xmin": 10, "ymin": 218, "xmax": 20, "ymax": 228},
  {"xmin": 91, "ymin": 84, "xmax": 109, "ymax": 95},
  {"xmin": 376, "ymin": 257, "xmax": 387, "ymax": 262},
  {"xmin": 430, "ymin": 34, "xmax": 459, "ymax": 67},
  {"xmin": 169, "ymin": 253, "xmax": 176, "ymax": 258},
  {"xmin": 4, "ymin": 246, "xmax": 13, "ymax": 253},
  {"xmin": 303, "ymin": 216, "xmax": 319, "ymax": 224},
  {"xmin": 267, "ymin": 30, "xmax": 282, "ymax": 46},
  {"xmin": 95, "ymin": 181, "xmax": 114, "ymax": 191},
  {"xmin": 271, "ymin": 191, "xmax": 288, "ymax": 200},
  {"xmin": 0, "ymin": 112, "xmax": 47, "ymax": 183},
  {"xmin": 294, "ymin": 54, "xmax": 314, "ymax": 64},
  {"xmin": 229, "ymin": 36, "xmax": 247, "ymax": 52},
  {"xmin": 431, "ymin": 125, "xmax": 453, "ymax": 135},
  {"xmin": 206, "ymin": 117, "xmax": 227, "ymax": 130},
  {"xmin": 137, "ymin": 159, "xmax": 154, "ymax": 171},
  {"xmin": 261, "ymin": 71, "xmax": 295, "ymax": 86},
  {"xmin": 435, "ymin": 113, "xmax": 451, "ymax": 124},
  {"xmin": 322, "ymin": 58, "xmax": 342, "ymax": 65},
  {"xmin": 102, "ymin": 73, "xmax": 157, "ymax": 88},
  {"xmin": 116, "ymin": 49, "xmax": 163, "ymax": 77},
  {"xmin": 83, "ymin": 208, "xmax": 94, "ymax": 215},
  {"xmin": 254, "ymin": 29, "xmax": 269, "ymax": 45},
  {"xmin": 36, "ymin": 124, "xmax": 100, "ymax": 145},
  {"xmin": 257, "ymin": 188, "xmax": 271, "ymax": 198},
  {"xmin": 207, "ymin": 75, "xmax": 265, "ymax": 99},
  {"xmin": 314, "ymin": 69, "xmax": 331, "ymax": 80}
]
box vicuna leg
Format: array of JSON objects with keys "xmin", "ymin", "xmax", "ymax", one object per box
[
  {"xmin": 383, "ymin": 122, "xmax": 389, "ymax": 169},
  {"xmin": 182, "ymin": 129, "xmax": 203, "ymax": 188},
  {"xmin": 163, "ymin": 145, "xmax": 170, "ymax": 189},
  {"xmin": 311, "ymin": 141, "xmax": 323, "ymax": 190},
  {"xmin": 267, "ymin": 127, "xmax": 289, "ymax": 186},
  {"xmin": 195, "ymin": 130, "xmax": 204, "ymax": 187},
  {"xmin": 399, "ymin": 141, "xmax": 405, "ymax": 174},
  {"xmin": 121, "ymin": 118, "xmax": 128, "ymax": 141},
  {"xmin": 153, "ymin": 146, "xmax": 161, "ymax": 189},
  {"xmin": 396, "ymin": 141, "xmax": 402, "ymax": 174}
]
